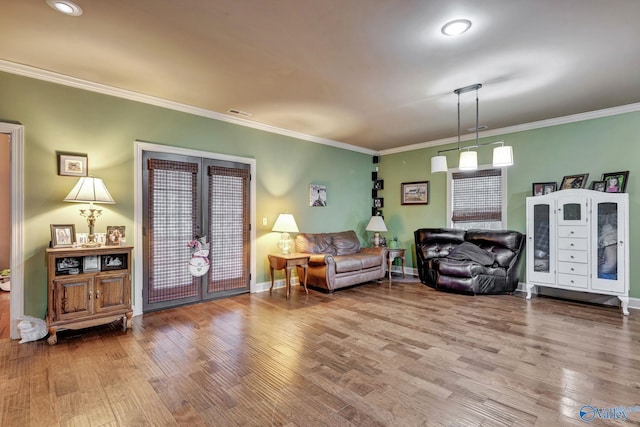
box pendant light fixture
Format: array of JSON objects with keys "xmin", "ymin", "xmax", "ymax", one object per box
[{"xmin": 430, "ymin": 83, "xmax": 514, "ymax": 173}]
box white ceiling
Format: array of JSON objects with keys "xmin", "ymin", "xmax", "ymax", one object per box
[{"xmin": 2, "ymin": 0, "xmax": 640, "ymax": 152}]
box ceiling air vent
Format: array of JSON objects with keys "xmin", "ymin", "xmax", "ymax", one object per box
[{"xmin": 226, "ymin": 109, "xmax": 252, "ymax": 118}]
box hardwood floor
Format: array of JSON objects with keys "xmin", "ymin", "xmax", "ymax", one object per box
[{"xmin": 1, "ymin": 278, "xmax": 640, "ymax": 426}]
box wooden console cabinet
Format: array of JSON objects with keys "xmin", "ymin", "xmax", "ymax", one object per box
[{"xmin": 46, "ymin": 245, "xmax": 133, "ymax": 344}]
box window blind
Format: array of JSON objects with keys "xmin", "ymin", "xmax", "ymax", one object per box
[
  {"xmin": 451, "ymin": 169, "xmax": 502, "ymax": 222},
  {"xmin": 147, "ymin": 159, "xmax": 199, "ymax": 304},
  {"xmin": 207, "ymin": 165, "xmax": 249, "ymax": 293}
]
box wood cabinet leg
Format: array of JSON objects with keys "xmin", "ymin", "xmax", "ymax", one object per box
[
  {"xmin": 123, "ymin": 312, "xmax": 133, "ymax": 330},
  {"xmin": 47, "ymin": 327, "xmax": 58, "ymax": 345}
]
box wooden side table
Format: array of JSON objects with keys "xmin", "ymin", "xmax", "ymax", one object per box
[
  {"xmin": 387, "ymin": 248, "xmax": 405, "ymax": 284},
  {"xmin": 268, "ymin": 253, "xmax": 310, "ymax": 298}
]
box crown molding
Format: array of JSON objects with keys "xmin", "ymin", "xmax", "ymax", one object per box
[
  {"xmin": 0, "ymin": 60, "xmax": 377, "ymax": 155},
  {"xmin": 380, "ymin": 102, "xmax": 640, "ymax": 155}
]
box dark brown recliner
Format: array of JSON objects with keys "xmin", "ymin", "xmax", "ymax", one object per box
[{"xmin": 414, "ymin": 228, "xmax": 525, "ymax": 294}]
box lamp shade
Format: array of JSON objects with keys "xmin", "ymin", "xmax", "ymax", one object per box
[
  {"xmin": 458, "ymin": 151, "xmax": 478, "ymax": 171},
  {"xmin": 63, "ymin": 177, "xmax": 115, "ymax": 204},
  {"xmin": 431, "ymin": 155, "xmax": 448, "ymax": 173},
  {"xmin": 365, "ymin": 215, "xmax": 387, "ymax": 232},
  {"xmin": 272, "ymin": 213, "xmax": 299, "ymax": 233},
  {"xmin": 492, "ymin": 145, "xmax": 514, "ymax": 167}
]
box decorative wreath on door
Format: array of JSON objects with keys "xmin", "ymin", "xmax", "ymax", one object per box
[{"xmin": 187, "ymin": 237, "xmax": 210, "ymax": 277}]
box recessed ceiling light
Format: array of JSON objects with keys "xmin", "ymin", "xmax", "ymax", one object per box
[
  {"xmin": 46, "ymin": 0, "xmax": 83, "ymax": 16},
  {"xmin": 441, "ymin": 19, "xmax": 472, "ymax": 36}
]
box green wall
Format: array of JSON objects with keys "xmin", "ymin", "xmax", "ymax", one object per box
[
  {"xmin": 0, "ymin": 71, "xmax": 374, "ymax": 317},
  {"xmin": 379, "ymin": 111, "xmax": 640, "ymax": 297}
]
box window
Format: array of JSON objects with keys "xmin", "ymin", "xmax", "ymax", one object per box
[{"xmin": 447, "ymin": 166, "xmax": 507, "ymax": 230}]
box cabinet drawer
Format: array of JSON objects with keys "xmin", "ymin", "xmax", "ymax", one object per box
[
  {"xmin": 558, "ymin": 273, "xmax": 589, "ymax": 289},
  {"xmin": 558, "ymin": 262, "xmax": 588, "ymax": 276},
  {"xmin": 558, "ymin": 226, "xmax": 588, "ymax": 239},
  {"xmin": 558, "ymin": 250, "xmax": 588, "ymax": 263},
  {"xmin": 558, "ymin": 238, "xmax": 588, "ymax": 251}
]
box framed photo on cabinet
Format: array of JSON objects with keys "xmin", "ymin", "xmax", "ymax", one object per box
[
  {"xmin": 560, "ymin": 173, "xmax": 588, "ymax": 190},
  {"xmin": 50, "ymin": 224, "xmax": 76, "ymax": 248},
  {"xmin": 601, "ymin": 171, "xmax": 629, "ymax": 193},
  {"xmin": 532, "ymin": 182, "xmax": 557, "ymax": 196}
]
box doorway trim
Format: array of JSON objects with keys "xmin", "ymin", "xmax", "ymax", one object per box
[
  {"xmin": 1, "ymin": 122, "xmax": 24, "ymax": 339},
  {"xmin": 133, "ymin": 141, "xmax": 256, "ymax": 316}
]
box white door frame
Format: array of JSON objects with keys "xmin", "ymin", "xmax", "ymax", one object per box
[
  {"xmin": 133, "ymin": 141, "xmax": 257, "ymax": 316},
  {"xmin": 1, "ymin": 122, "xmax": 25, "ymax": 339}
]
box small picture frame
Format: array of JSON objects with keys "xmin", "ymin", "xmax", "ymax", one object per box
[
  {"xmin": 57, "ymin": 152, "xmax": 88, "ymax": 177},
  {"xmin": 101, "ymin": 254, "xmax": 128, "ymax": 271},
  {"xmin": 55, "ymin": 257, "xmax": 82, "ymax": 275},
  {"xmin": 106, "ymin": 226, "xmax": 126, "ymax": 246},
  {"xmin": 401, "ymin": 181, "xmax": 430, "ymax": 205},
  {"xmin": 83, "ymin": 255, "xmax": 101, "ymax": 272},
  {"xmin": 532, "ymin": 182, "xmax": 557, "ymax": 196},
  {"xmin": 560, "ymin": 173, "xmax": 589, "ymax": 190},
  {"xmin": 590, "ymin": 181, "xmax": 606, "ymax": 192},
  {"xmin": 373, "ymin": 180, "xmax": 384, "ymax": 190},
  {"xmin": 373, "ymin": 197, "xmax": 384, "ymax": 208},
  {"xmin": 309, "ymin": 184, "xmax": 327, "ymax": 207},
  {"xmin": 51, "ymin": 224, "xmax": 76, "ymax": 248},
  {"xmin": 601, "ymin": 171, "xmax": 629, "ymax": 193}
]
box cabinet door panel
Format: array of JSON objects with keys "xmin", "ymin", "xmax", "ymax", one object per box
[
  {"xmin": 95, "ymin": 273, "xmax": 129, "ymax": 313},
  {"xmin": 54, "ymin": 276, "xmax": 94, "ymax": 321},
  {"xmin": 526, "ymin": 199, "xmax": 555, "ymax": 284},
  {"xmin": 591, "ymin": 198, "xmax": 626, "ymax": 293}
]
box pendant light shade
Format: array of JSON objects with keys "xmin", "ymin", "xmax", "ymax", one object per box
[
  {"xmin": 431, "ymin": 155, "xmax": 448, "ymax": 173},
  {"xmin": 492, "ymin": 145, "xmax": 514, "ymax": 167},
  {"xmin": 458, "ymin": 151, "xmax": 478, "ymax": 170},
  {"xmin": 429, "ymin": 83, "xmax": 514, "ymax": 172}
]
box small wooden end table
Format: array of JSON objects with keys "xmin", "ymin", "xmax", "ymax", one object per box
[
  {"xmin": 268, "ymin": 253, "xmax": 310, "ymax": 298},
  {"xmin": 387, "ymin": 248, "xmax": 405, "ymax": 284}
]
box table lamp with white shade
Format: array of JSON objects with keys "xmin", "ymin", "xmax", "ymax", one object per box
[
  {"xmin": 64, "ymin": 176, "xmax": 115, "ymax": 247},
  {"xmin": 366, "ymin": 215, "xmax": 387, "ymax": 247},
  {"xmin": 272, "ymin": 213, "xmax": 299, "ymax": 254}
]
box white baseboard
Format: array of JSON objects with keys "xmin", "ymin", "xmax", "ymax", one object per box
[{"xmin": 254, "ymin": 277, "xmax": 300, "ymax": 293}]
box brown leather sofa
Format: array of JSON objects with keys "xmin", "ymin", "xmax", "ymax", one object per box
[
  {"xmin": 294, "ymin": 230, "xmax": 387, "ymax": 292},
  {"xmin": 414, "ymin": 228, "xmax": 525, "ymax": 294}
]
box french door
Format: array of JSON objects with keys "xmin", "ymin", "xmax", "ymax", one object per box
[{"xmin": 142, "ymin": 151, "xmax": 250, "ymax": 312}]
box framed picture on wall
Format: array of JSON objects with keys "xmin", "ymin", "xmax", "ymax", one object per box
[
  {"xmin": 401, "ymin": 181, "xmax": 429, "ymax": 205},
  {"xmin": 309, "ymin": 184, "xmax": 327, "ymax": 206},
  {"xmin": 57, "ymin": 152, "xmax": 88, "ymax": 177}
]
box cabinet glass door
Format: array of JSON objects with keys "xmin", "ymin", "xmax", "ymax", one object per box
[
  {"xmin": 591, "ymin": 199, "xmax": 625, "ymax": 293},
  {"xmin": 557, "ymin": 196, "xmax": 588, "ymax": 226},
  {"xmin": 527, "ymin": 199, "xmax": 555, "ymax": 284}
]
